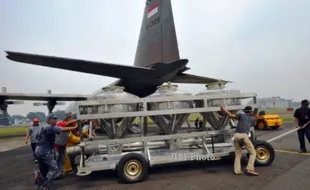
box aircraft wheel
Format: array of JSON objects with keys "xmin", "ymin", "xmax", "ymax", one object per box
[
  {"xmin": 117, "ymin": 153, "xmax": 149, "ymax": 183},
  {"xmin": 253, "ymin": 140, "xmax": 275, "ymax": 166}
]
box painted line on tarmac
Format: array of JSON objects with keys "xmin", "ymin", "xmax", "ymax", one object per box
[{"xmin": 275, "ymin": 149, "xmax": 310, "ymax": 156}]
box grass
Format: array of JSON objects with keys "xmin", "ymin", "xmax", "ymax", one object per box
[
  {"xmin": 0, "ymin": 126, "xmax": 28, "ymax": 138},
  {"xmin": 279, "ymin": 114, "xmax": 294, "ymax": 122},
  {"xmin": 0, "ymin": 108, "xmax": 295, "ymax": 138}
]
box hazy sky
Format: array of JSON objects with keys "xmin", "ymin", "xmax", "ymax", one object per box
[{"xmin": 1, "ymin": 0, "xmax": 310, "ymax": 116}]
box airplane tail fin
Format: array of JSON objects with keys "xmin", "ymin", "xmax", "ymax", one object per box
[{"xmin": 134, "ymin": 0, "xmax": 179, "ymax": 67}]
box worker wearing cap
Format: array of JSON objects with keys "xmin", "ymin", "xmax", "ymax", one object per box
[
  {"xmin": 34, "ymin": 113, "xmax": 78, "ymax": 190},
  {"xmin": 293, "ymin": 99, "xmax": 310, "ymax": 153},
  {"xmin": 25, "ymin": 117, "xmax": 41, "ymax": 163},
  {"xmin": 220, "ymin": 105, "xmax": 259, "ymax": 176}
]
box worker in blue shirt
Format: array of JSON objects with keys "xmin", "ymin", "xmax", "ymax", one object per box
[{"xmin": 34, "ymin": 113, "xmax": 78, "ymax": 190}]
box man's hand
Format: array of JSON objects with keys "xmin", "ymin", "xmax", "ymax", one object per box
[
  {"xmin": 219, "ymin": 105, "xmax": 235, "ymax": 119},
  {"xmin": 220, "ymin": 106, "xmax": 225, "ymax": 111},
  {"xmin": 25, "ymin": 140, "xmax": 28, "ymax": 144}
]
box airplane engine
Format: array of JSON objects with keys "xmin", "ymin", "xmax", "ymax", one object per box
[{"xmin": 147, "ymin": 84, "xmax": 193, "ymax": 134}]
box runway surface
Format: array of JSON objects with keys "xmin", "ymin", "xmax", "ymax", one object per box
[{"xmin": 1, "ymin": 122, "xmax": 310, "ymax": 190}]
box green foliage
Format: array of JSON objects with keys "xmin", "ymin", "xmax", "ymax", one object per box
[
  {"xmin": 25, "ymin": 110, "xmax": 66, "ymax": 122},
  {"xmin": 0, "ymin": 126, "xmax": 28, "ymax": 137},
  {"xmin": 26, "ymin": 112, "xmax": 46, "ymax": 122},
  {"xmin": 11, "ymin": 115, "xmax": 26, "ymax": 120}
]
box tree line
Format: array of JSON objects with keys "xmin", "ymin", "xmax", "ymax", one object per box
[{"xmin": 9, "ymin": 110, "xmax": 66, "ymax": 123}]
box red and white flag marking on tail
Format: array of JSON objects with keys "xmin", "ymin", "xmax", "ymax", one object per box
[{"xmin": 147, "ymin": 1, "xmax": 158, "ymax": 19}]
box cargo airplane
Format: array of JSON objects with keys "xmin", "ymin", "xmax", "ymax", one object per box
[{"xmin": 1, "ymin": 0, "xmax": 230, "ymax": 114}]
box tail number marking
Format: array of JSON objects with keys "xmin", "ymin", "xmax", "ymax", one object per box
[{"xmin": 146, "ymin": 17, "xmax": 160, "ymax": 30}]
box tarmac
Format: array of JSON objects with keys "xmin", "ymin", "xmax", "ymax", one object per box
[{"xmin": 1, "ymin": 122, "xmax": 310, "ymax": 190}]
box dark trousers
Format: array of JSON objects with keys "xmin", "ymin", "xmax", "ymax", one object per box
[
  {"xmin": 297, "ymin": 127, "xmax": 310, "ymax": 151},
  {"xmin": 31, "ymin": 143, "xmax": 37, "ymax": 158},
  {"xmin": 54, "ymin": 147, "xmax": 66, "ymax": 178},
  {"xmin": 35, "ymin": 150, "xmax": 58, "ymax": 189}
]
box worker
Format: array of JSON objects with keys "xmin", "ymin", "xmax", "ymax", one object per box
[
  {"xmin": 53, "ymin": 113, "xmax": 78, "ymax": 180},
  {"xmin": 33, "ymin": 113, "xmax": 78, "ymax": 190},
  {"xmin": 194, "ymin": 117, "xmax": 199, "ymax": 128},
  {"xmin": 64, "ymin": 131, "xmax": 81, "ymax": 173},
  {"xmin": 194, "ymin": 117, "xmax": 203, "ymax": 129},
  {"xmin": 220, "ymin": 105, "xmax": 259, "ymax": 176},
  {"xmin": 293, "ymin": 99, "xmax": 310, "ymax": 153},
  {"xmin": 72, "ymin": 120, "xmax": 92, "ymax": 138},
  {"xmin": 25, "ymin": 117, "xmax": 41, "ymax": 163},
  {"xmin": 81, "ymin": 120, "xmax": 97, "ymax": 137}
]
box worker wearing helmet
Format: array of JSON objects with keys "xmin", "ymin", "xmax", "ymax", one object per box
[
  {"xmin": 25, "ymin": 117, "xmax": 41, "ymax": 163},
  {"xmin": 220, "ymin": 105, "xmax": 259, "ymax": 176}
]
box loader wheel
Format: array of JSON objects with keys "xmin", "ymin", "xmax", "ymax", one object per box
[
  {"xmin": 253, "ymin": 140, "xmax": 275, "ymax": 166},
  {"xmin": 117, "ymin": 153, "xmax": 149, "ymax": 183},
  {"xmin": 257, "ymin": 120, "xmax": 266, "ymax": 130}
]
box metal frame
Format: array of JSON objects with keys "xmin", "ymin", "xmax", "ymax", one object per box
[
  {"xmin": 73, "ymin": 91, "xmax": 258, "ymax": 177},
  {"xmin": 75, "ymin": 93, "xmax": 257, "ymax": 119}
]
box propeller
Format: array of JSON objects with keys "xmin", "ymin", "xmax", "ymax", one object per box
[
  {"xmin": 0, "ymin": 87, "xmax": 25, "ymax": 108},
  {"xmin": 33, "ymin": 102, "xmax": 66, "ymax": 106},
  {"xmin": 0, "ymin": 87, "xmax": 25, "ymax": 124},
  {"xmin": 32, "ymin": 89, "xmax": 67, "ymax": 113}
]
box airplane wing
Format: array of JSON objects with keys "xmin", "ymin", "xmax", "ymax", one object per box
[
  {"xmin": 171, "ymin": 73, "xmax": 231, "ymax": 84},
  {"xmin": 5, "ymin": 51, "xmax": 160, "ymax": 79},
  {"xmin": 0, "ymin": 92, "xmax": 90, "ymax": 101}
]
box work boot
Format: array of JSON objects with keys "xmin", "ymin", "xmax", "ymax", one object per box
[
  {"xmin": 234, "ymin": 171, "xmax": 243, "ymax": 175},
  {"xmin": 299, "ymin": 149, "xmax": 307, "ymax": 153},
  {"xmin": 246, "ymin": 169, "xmax": 259, "ymax": 176},
  {"xmin": 65, "ymin": 170, "xmax": 74, "ymax": 176}
]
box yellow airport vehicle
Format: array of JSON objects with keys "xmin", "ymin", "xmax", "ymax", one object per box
[{"xmin": 254, "ymin": 111, "xmax": 283, "ymax": 130}]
